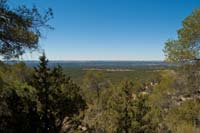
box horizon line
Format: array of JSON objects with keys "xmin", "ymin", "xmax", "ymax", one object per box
[{"xmin": 5, "ymin": 59, "xmax": 165, "ymax": 62}]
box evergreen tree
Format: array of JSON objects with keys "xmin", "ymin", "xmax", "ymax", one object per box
[
  {"xmin": 84, "ymin": 81, "xmax": 156, "ymax": 133},
  {"xmin": 31, "ymin": 53, "xmax": 86, "ymax": 132},
  {"xmin": 32, "ymin": 53, "xmax": 52, "ymax": 132},
  {"xmin": 0, "ymin": 80, "xmax": 40, "ymax": 132},
  {"xmin": 117, "ymin": 81, "xmax": 133, "ymax": 133}
]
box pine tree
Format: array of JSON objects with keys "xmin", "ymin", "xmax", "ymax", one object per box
[
  {"xmin": 31, "ymin": 53, "xmax": 86, "ymax": 132},
  {"xmin": 0, "ymin": 0, "xmax": 53, "ymax": 59},
  {"xmin": 118, "ymin": 81, "xmax": 133, "ymax": 133},
  {"xmin": 32, "ymin": 53, "xmax": 52, "ymax": 132}
]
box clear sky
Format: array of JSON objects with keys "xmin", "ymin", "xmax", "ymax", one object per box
[{"xmin": 12, "ymin": 0, "xmax": 200, "ymax": 60}]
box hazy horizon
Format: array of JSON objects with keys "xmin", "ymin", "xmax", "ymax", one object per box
[{"xmin": 5, "ymin": 58, "xmax": 165, "ymax": 62}]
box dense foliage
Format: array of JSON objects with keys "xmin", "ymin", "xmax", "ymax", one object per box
[
  {"xmin": 0, "ymin": 0, "xmax": 53, "ymax": 59},
  {"xmin": 0, "ymin": 54, "xmax": 86, "ymax": 133},
  {"xmin": 164, "ymin": 8, "xmax": 200, "ymax": 63}
]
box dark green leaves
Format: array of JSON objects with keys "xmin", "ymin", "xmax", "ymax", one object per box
[{"xmin": 0, "ymin": 0, "xmax": 53, "ymax": 59}]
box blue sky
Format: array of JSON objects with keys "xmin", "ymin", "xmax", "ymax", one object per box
[{"xmin": 13, "ymin": 0, "xmax": 200, "ymax": 60}]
